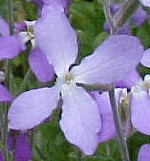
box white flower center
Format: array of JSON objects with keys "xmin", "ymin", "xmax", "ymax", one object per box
[
  {"xmin": 56, "ymin": 72, "xmax": 75, "ymax": 91},
  {"xmin": 64, "ymin": 74, "xmax": 73, "ymax": 84}
]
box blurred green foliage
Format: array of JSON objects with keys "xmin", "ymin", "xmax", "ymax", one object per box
[{"xmin": 0, "ymin": 0, "xmax": 150, "ymax": 161}]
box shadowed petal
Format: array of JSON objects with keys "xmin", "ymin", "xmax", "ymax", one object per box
[
  {"xmin": 8, "ymin": 87, "xmax": 59, "ymax": 131},
  {"xmin": 141, "ymin": 49, "xmax": 150, "ymax": 68},
  {"xmin": 29, "ymin": 47, "xmax": 55, "ymax": 83},
  {"xmin": 91, "ymin": 92, "xmax": 116, "ymax": 143},
  {"xmin": 72, "ymin": 35, "xmax": 143, "ymax": 85},
  {"xmin": 131, "ymin": 7, "xmax": 148, "ymax": 26},
  {"xmin": 138, "ymin": 144, "xmax": 150, "ymax": 161},
  {"xmin": 115, "ymin": 69, "xmax": 140, "ymax": 89},
  {"xmin": 131, "ymin": 90, "xmax": 150, "ymax": 135},
  {"xmin": 0, "ymin": 84, "xmax": 12, "ymax": 102},
  {"xmin": 60, "ymin": 84, "xmax": 101, "ymax": 155},
  {"xmin": 0, "ymin": 16, "xmax": 9, "ymax": 36},
  {"xmin": 0, "ymin": 35, "xmax": 26, "ymax": 60},
  {"xmin": 35, "ymin": 5, "xmax": 78, "ymax": 76},
  {"xmin": 15, "ymin": 133, "xmax": 32, "ymax": 161}
]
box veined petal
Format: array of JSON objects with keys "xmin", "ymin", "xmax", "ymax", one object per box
[
  {"xmin": 131, "ymin": 90, "xmax": 150, "ymax": 135},
  {"xmin": 0, "ymin": 16, "xmax": 9, "ymax": 36},
  {"xmin": 139, "ymin": 0, "xmax": 150, "ymax": 7},
  {"xmin": 8, "ymin": 87, "xmax": 59, "ymax": 131},
  {"xmin": 141, "ymin": 49, "xmax": 150, "ymax": 68},
  {"xmin": 0, "ymin": 35, "xmax": 26, "ymax": 60},
  {"xmin": 60, "ymin": 84, "xmax": 101, "ymax": 155},
  {"xmin": 35, "ymin": 5, "xmax": 78, "ymax": 76},
  {"xmin": 138, "ymin": 144, "xmax": 150, "ymax": 161},
  {"xmin": 29, "ymin": 47, "xmax": 55, "ymax": 83},
  {"xmin": 0, "ymin": 84, "xmax": 12, "ymax": 102},
  {"xmin": 72, "ymin": 35, "xmax": 143, "ymax": 85}
]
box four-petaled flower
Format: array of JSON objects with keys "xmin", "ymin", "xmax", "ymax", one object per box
[{"xmin": 8, "ymin": 5, "xmax": 143, "ymax": 154}]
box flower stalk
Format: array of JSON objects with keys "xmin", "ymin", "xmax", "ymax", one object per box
[
  {"xmin": 1, "ymin": 0, "xmax": 14, "ymax": 161},
  {"xmin": 109, "ymin": 85, "xmax": 130, "ymax": 161}
]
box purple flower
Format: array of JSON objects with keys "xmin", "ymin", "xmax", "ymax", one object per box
[
  {"xmin": 139, "ymin": 0, "xmax": 150, "ymax": 7},
  {"xmin": 0, "ymin": 71, "xmax": 12, "ymax": 103},
  {"xmin": 0, "ymin": 17, "xmax": 54, "ymax": 83},
  {"xmin": 130, "ymin": 49, "xmax": 150, "ymax": 135},
  {"xmin": 14, "ymin": 133, "xmax": 32, "ymax": 161},
  {"xmin": 91, "ymin": 87, "xmax": 132, "ymax": 143},
  {"xmin": 104, "ymin": 5, "xmax": 148, "ymax": 34},
  {"xmin": 0, "ymin": 133, "xmax": 32, "ymax": 161},
  {"xmin": 138, "ymin": 144, "xmax": 150, "ymax": 161},
  {"xmin": 131, "ymin": 74, "xmax": 150, "ymax": 135},
  {"xmin": 141, "ymin": 48, "xmax": 150, "ymax": 68},
  {"xmin": 0, "ymin": 84, "xmax": 12, "ymax": 103},
  {"xmin": 8, "ymin": 6, "xmax": 143, "ymax": 155},
  {"xmin": 0, "ymin": 72, "xmax": 30, "ymax": 160}
]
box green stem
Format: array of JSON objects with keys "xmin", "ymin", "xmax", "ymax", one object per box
[
  {"xmin": 1, "ymin": 104, "xmax": 9, "ymax": 161},
  {"xmin": 77, "ymin": 83, "xmax": 111, "ymax": 92},
  {"xmin": 102, "ymin": 1, "xmax": 116, "ymax": 34},
  {"xmin": 1, "ymin": 0, "xmax": 14, "ymax": 161},
  {"xmin": 19, "ymin": 69, "xmax": 32, "ymax": 92},
  {"xmin": 7, "ymin": 0, "xmax": 14, "ymax": 35},
  {"xmin": 109, "ymin": 85, "xmax": 130, "ymax": 161},
  {"xmin": 114, "ymin": 0, "xmax": 139, "ymax": 29}
]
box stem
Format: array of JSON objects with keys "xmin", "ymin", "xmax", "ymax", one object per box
[
  {"xmin": 19, "ymin": 69, "xmax": 32, "ymax": 92},
  {"xmin": 115, "ymin": 0, "xmax": 139, "ymax": 29},
  {"xmin": 109, "ymin": 85, "xmax": 130, "ymax": 161},
  {"xmin": 105, "ymin": 143, "xmax": 111, "ymax": 157},
  {"xmin": 7, "ymin": 0, "xmax": 14, "ymax": 35},
  {"xmin": 1, "ymin": 104, "xmax": 9, "ymax": 161},
  {"xmin": 77, "ymin": 83, "xmax": 111, "ymax": 92},
  {"xmin": 1, "ymin": 0, "xmax": 14, "ymax": 161},
  {"xmin": 102, "ymin": 1, "xmax": 116, "ymax": 34}
]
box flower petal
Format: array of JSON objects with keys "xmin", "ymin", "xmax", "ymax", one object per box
[
  {"xmin": 0, "ymin": 84, "xmax": 12, "ymax": 102},
  {"xmin": 15, "ymin": 133, "xmax": 32, "ymax": 161},
  {"xmin": 139, "ymin": 0, "xmax": 150, "ymax": 7},
  {"xmin": 141, "ymin": 49, "xmax": 150, "ymax": 68},
  {"xmin": 91, "ymin": 92, "xmax": 116, "ymax": 143},
  {"xmin": 8, "ymin": 87, "xmax": 59, "ymax": 131},
  {"xmin": 131, "ymin": 7, "xmax": 148, "ymax": 26},
  {"xmin": 60, "ymin": 84, "xmax": 101, "ymax": 155},
  {"xmin": 35, "ymin": 5, "xmax": 78, "ymax": 76},
  {"xmin": 42, "ymin": 0, "xmax": 71, "ymax": 8},
  {"xmin": 0, "ymin": 16, "xmax": 9, "ymax": 36},
  {"xmin": 0, "ymin": 35, "xmax": 26, "ymax": 60},
  {"xmin": 29, "ymin": 47, "xmax": 55, "ymax": 83},
  {"xmin": 72, "ymin": 35, "xmax": 143, "ymax": 85},
  {"xmin": 138, "ymin": 144, "xmax": 150, "ymax": 161},
  {"xmin": 131, "ymin": 90, "xmax": 150, "ymax": 135},
  {"xmin": 115, "ymin": 69, "xmax": 140, "ymax": 89}
]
